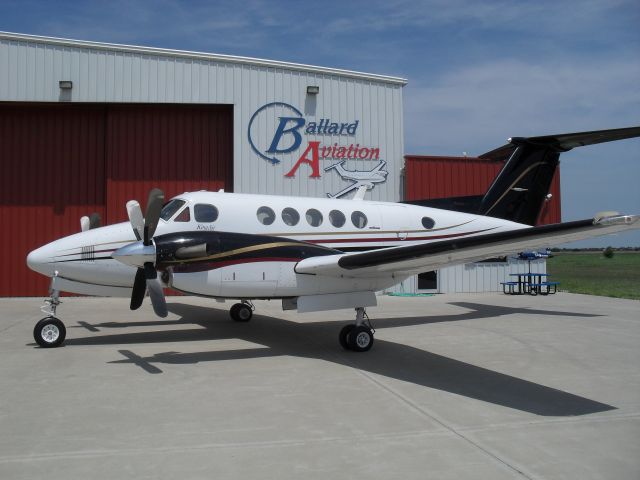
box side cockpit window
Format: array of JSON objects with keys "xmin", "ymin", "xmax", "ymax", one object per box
[
  {"xmin": 194, "ymin": 204, "xmax": 219, "ymax": 223},
  {"xmin": 174, "ymin": 207, "xmax": 191, "ymax": 222},
  {"xmin": 160, "ymin": 199, "xmax": 186, "ymax": 221}
]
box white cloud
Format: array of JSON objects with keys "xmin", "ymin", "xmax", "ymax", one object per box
[
  {"xmin": 404, "ymin": 58, "xmax": 640, "ymax": 153},
  {"xmin": 402, "ymin": 57, "xmax": 640, "ymax": 245}
]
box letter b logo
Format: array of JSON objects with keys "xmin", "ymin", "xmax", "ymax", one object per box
[{"xmin": 267, "ymin": 117, "xmax": 305, "ymax": 154}]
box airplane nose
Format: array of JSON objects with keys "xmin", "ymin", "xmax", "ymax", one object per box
[{"xmin": 26, "ymin": 244, "xmax": 58, "ymax": 276}]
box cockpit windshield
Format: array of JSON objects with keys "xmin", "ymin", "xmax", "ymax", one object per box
[{"xmin": 160, "ymin": 199, "xmax": 186, "ymax": 221}]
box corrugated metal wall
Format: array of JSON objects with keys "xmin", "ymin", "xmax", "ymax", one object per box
[
  {"xmin": 388, "ymin": 259, "xmax": 547, "ymax": 294},
  {"xmin": 105, "ymin": 105, "xmax": 232, "ymax": 224},
  {"xmin": 0, "ymin": 104, "xmax": 106, "ymax": 296},
  {"xmin": 0, "ymin": 103, "xmax": 232, "ymax": 296},
  {"xmin": 404, "ymin": 155, "xmax": 561, "ymax": 224},
  {"xmin": 0, "ymin": 34, "xmax": 405, "ymax": 202}
]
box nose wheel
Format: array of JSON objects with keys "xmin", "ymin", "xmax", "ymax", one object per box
[
  {"xmin": 33, "ymin": 316, "xmax": 66, "ymax": 348},
  {"xmin": 339, "ymin": 307, "xmax": 375, "ymax": 352},
  {"xmin": 33, "ymin": 284, "xmax": 66, "ymax": 348}
]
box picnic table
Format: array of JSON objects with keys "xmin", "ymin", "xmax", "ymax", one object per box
[{"xmin": 501, "ymin": 273, "xmax": 559, "ymax": 295}]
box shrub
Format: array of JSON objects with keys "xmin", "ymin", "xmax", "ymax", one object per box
[{"xmin": 603, "ymin": 246, "xmax": 614, "ymax": 259}]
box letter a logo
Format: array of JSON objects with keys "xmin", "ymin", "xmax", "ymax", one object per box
[{"xmin": 285, "ymin": 141, "xmax": 321, "ymax": 178}]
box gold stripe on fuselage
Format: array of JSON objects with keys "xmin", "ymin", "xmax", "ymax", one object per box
[{"xmin": 164, "ymin": 241, "xmax": 306, "ymax": 264}]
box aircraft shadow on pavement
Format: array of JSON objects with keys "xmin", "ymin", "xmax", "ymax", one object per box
[{"xmin": 65, "ymin": 301, "xmax": 613, "ymax": 416}]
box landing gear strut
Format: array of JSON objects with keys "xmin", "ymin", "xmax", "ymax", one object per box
[
  {"xmin": 230, "ymin": 301, "xmax": 254, "ymax": 322},
  {"xmin": 339, "ymin": 307, "xmax": 374, "ymax": 352},
  {"xmin": 33, "ymin": 287, "xmax": 66, "ymax": 348}
]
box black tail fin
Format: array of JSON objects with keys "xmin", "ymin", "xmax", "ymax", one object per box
[
  {"xmin": 404, "ymin": 126, "xmax": 640, "ymax": 225},
  {"xmin": 478, "ymin": 126, "xmax": 640, "ymax": 225}
]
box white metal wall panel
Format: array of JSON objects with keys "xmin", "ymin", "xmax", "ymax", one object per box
[
  {"xmin": 0, "ymin": 34, "xmax": 405, "ymax": 202},
  {"xmin": 382, "ymin": 259, "xmax": 548, "ymax": 295},
  {"xmin": 438, "ymin": 260, "xmax": 547, "ymax": 294}
]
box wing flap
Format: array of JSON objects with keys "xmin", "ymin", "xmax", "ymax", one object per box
[{"xmin": 295, "ymin": 215, "xmax": 639, "ymax": 277}]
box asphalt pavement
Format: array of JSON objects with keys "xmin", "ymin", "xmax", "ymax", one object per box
[{"xmin": 1, "ymin": 292, "xmax": 638, "ymax": 479}]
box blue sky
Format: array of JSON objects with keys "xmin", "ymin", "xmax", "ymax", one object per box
[{"xmin": 2, "ymin": 0, "xmax": 639, "ymax": 246}]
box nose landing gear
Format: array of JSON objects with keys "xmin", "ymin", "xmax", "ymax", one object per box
[
  {"xmin": 33, "ymin": 288, "xmax": 66, "ymax": 348},
  {"xmin": 339, "ymin": 307, "xmax": 374, "ymax": 352}
]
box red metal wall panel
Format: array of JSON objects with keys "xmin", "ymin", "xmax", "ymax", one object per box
[
  {"xmin": 0, "ymin": 103, "xmax": 233, "ymax": 296},
  {"xmin": 404, "ymin": 155, "xmax": 561, "ymax": 225},
  {"xmin": 105, "ymin": 105, "xmax": 233, "ymax": 224},
  {"xmin": 0, "ymin": 104, "xmax": 107, "ymax": 296}
]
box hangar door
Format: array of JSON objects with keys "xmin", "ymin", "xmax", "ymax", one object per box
[{"xmin": 0, "ymin": 103, "xmax": 233, "ymax": 296}]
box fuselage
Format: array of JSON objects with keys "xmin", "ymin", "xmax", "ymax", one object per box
[{"xmin": 27, "ymin": 191, "xmax": 528, "ymax": 298}]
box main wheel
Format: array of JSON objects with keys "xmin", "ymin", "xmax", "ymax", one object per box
[
  {"xmin": 339, "ymin": 324, "xmax": 355, "ymax": 350},
  {"xmin": 230, "ymin": 303, "xmax": 253, "ymax": 322},
  {"xmin": 33, "ymin": 316, "xmax": 66, "ymax": 348},
  {"xmin": 348, "ymin": 325, "xmax": 374, "ymax": 352}
]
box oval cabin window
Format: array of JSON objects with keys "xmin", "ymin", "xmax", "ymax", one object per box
[
  {"xmin": 351, "ymin": 211, "xmax": 368, "ymax": 229},
  {"xmin": 329, "ymin": 210, "xmax": 346, "ymax": 228},
  {"xmin": 306, "ymin": 209, "xmax": 323, "ymax": 227},
  {"xmin": 257, "ymin": 206, "xmax": 276, "ymax": 225},
  {"xmin": 282, "ymin": 207, "xmax": 300, "ymax": 226}
]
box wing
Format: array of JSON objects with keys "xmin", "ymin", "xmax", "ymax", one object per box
[{"xmin": 295, "ymin": 214, "xmax": 639, "ymax": 277}]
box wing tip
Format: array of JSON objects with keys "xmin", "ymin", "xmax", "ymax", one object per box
[{"xmin": 594, "ymin": 213, "xmax": 640, "ymax": 227}]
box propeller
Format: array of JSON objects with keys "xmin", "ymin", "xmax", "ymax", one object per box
[
  {"xmin": 80, "ymin": 212, "xmax": 102, "ymax": 232},
  {"xmin": 115, "ymin": 188, "xmax": 168, "ymax": 318},
  {"xmin": 89, "ymin": 213, "xmax": 101, "ymax": 229}
]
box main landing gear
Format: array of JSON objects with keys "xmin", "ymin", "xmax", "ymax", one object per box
[
  {"xmin": 339, "ymin": 307, "xmax": 375, "ymax": 352},
  {"xmin": 33, "ymin": 288, "xmax": 66, "ymax": 348},
  {"xmin": 230, "ymin": 301, "xmax": 254, "ymax": 322}
]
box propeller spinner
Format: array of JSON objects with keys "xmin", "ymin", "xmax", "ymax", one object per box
[{"xmin": 113, "ymin": 188, "xmax": 168, "ymax": 318}]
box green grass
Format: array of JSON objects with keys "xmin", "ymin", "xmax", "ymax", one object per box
[{"xmin": 546, "ymin": 252, "xmax": 640, "ymax": 300}]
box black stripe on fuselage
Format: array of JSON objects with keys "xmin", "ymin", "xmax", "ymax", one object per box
[{"xmin": 338, "ymin": 219, "xmax": 594, "ymax": 270}]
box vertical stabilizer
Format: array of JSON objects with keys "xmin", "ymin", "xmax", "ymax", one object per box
[{"xmin": 477, "ymin": 126, "xmax": 640, "ymax": 225}]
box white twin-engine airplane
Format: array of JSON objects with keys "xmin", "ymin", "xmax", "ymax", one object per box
[{"xmin": 27, "ymin": 127, "xmax": 640, "ymax": 351}]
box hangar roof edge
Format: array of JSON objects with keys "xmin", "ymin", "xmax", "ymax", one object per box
[{"xmin": 0, "ymin": 31, "xmax": 408, "ymax": 86}]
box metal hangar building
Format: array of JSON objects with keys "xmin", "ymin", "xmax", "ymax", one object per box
[{"xmin": 0, "ymin": 32, "xmax": 560, "ymax": 297}]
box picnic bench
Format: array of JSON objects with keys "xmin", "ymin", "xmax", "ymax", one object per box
[
  {"xmin": 527, "ymin": 281, "xmax": 560, "ymax": 295},
  {"xmin": 501, "ymin": 273, "xmax": 559, "ymax": 295}
]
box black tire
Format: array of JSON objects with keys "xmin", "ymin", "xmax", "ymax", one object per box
[
  {"xmin": 348, "ymin": 325, "xmax": 374, "ymax": 352},
  {"xmin": 230, "ymin": 303, "xmax": 252, "ymax": 322},
  {"xmin": 229, "ymin": 303, "xmax": 241, "ymax": 320},
  {"xmin": 33, "ymin": 316, "xmax": 66, "ymax": 348},
  {"xmin": 339, "ymin": 324, "xmax": 355, "ymax": 350}
]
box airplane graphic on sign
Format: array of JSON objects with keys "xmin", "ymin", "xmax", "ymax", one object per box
[{"xmin": 324, "ymin": 160, "xmax": 389, "ymax": 198}]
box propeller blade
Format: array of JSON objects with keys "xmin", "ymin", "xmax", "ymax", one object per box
[
  {"xmin": 126, "ymin": 200, "xmax": 144, "ymax": 241},
  {"xmin": 146, "ymin": 276, "xmax": 168, "ymax": 318},
  {"xmin": 144, "ymin": 262, "xmax": 157, "ymax": 280},
  {"xmin": 144, "ymin": 188, "xmax": 165, "ymax": 244},
  {"xmin": 89, "ymin": 212, "xmax": 101, "ymax": 229},
  {"xmin": 130, "ymin": 268, "xmax": 146, "ymax": 310},
  {"xmin": 80, "ymin": 216, "xmax": 90, "ymax": 232}
]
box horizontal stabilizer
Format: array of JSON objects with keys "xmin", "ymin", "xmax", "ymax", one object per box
[{"xmin": 507, "ymin": 126, "xmax": 640, "ymax": 153}]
